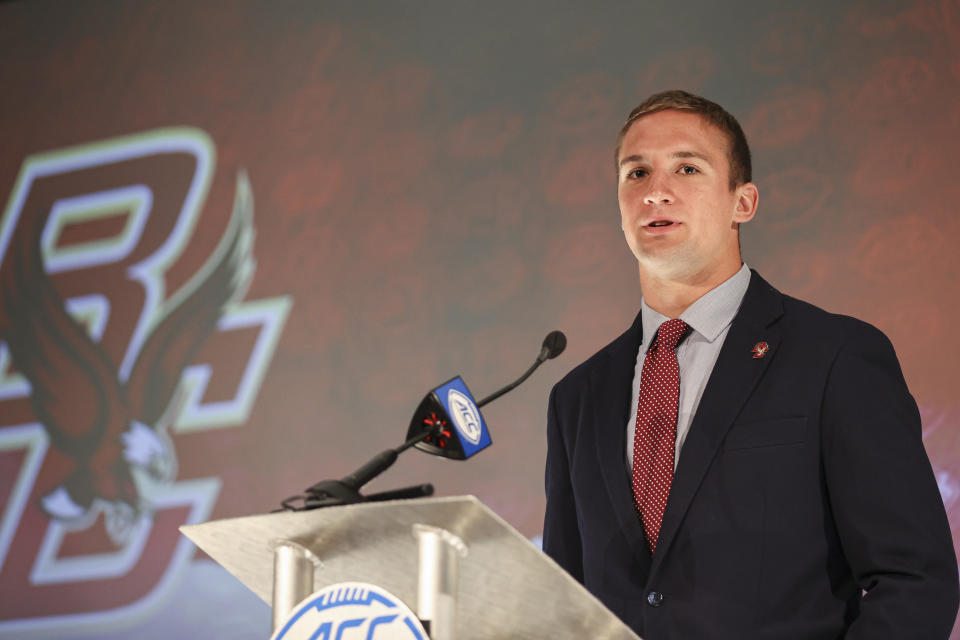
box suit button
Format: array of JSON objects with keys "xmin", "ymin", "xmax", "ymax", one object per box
[{"xmin": 647, "ymin": 591, "xmax": 664, "ymax": 607}]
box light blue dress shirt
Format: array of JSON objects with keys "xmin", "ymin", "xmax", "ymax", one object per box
[{"xmin": 626, "ymin": 263, "xmax": 752, "ymax": 470}]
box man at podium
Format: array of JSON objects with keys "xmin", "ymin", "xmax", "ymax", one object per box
[{"xmin": 543, "ymin": 90, "xmax": 959, "ymax": 638}]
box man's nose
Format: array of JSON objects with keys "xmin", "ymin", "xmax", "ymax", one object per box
[{"xmin": 643, "ymin": 176, "xmax": 673, "ymax": 206}]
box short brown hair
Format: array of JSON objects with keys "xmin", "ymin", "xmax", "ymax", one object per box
[{"xmin": 614, "ymin": 90, "xmax": 752, "ymax": 190}]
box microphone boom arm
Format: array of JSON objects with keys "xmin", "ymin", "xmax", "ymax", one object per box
[
  {"xmin": 475, "ymin": 359, "xmax": 541, "ymax": 408},
  {"xmin": 475, "ymin": 330, "xmax": 565, "ymax": 408}
]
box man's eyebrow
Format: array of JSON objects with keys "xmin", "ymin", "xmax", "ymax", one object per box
[
  {"xmin": 618, "ymin": 151, "xmax": 714, "ymax": 168},
  {"xmin": 674, "ymin": 150, "xmax": 713, "ymax": 164}
]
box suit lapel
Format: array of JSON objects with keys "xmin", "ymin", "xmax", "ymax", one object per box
[
  {"xmin": 650, "ymin": 271, "xmax": 785, "ymax": 577},
  {"xmin": 591, "ymin": 311, "xmax": 654, "ymax": 569}
]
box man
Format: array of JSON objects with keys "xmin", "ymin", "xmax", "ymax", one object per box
[{"xmin": 542, "ymin": 90, "xmax": 959, "ymax": 639}]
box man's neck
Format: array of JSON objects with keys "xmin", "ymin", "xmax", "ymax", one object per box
[{"xmin": 638, "ymin": 261, "xmax": 744, "ymax": 318}]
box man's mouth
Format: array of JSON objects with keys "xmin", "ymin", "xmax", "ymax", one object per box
[{"xmin": 646, "ymin": 220, "xmax": 676, "ymax": 227}]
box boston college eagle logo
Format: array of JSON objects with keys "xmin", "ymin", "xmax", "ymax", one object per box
[
  {"xmin": 752, "ymin": 341, "xmax": 770, "ymax": 359},
  {"xmin": 0, "ymin": 172, "xmax": 253, "ymax": 543},
  {"xmin": 0, "ymin": 128, "xmax": 290, "ymax": 631}
]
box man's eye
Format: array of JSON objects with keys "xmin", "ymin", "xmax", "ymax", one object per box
[
  {"xmin": 629, "ymin": 168, "xmax": 647, "ymax": 179},
  {"xmin": 679, "ymin": 165, "xmax": 699, "ymax": 175}
]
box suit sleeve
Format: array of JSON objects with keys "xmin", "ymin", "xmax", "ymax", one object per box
[
  {"xmin": 543, "ymin": 384, "xmax": 584, "ymax": 583},
  {"xmin": 822, "ymin": 323, "xmax": 959, "ymax": 638}
]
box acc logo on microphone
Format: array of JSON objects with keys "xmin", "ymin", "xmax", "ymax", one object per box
[
  {"xmin": 447, "ymin": 389, "xmax": 482, "ymax": 445},
  {"xmin": 432, "ymin": 376, "xmax": 490, "ymax": 458},
  {"xmin": 271, "ymin": 582, "xmax": 427, "ymax": 640}
]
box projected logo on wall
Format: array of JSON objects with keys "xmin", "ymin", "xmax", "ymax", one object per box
[{"xmin": 0, "ymin": 129, "xmax": 290, "ymax": 631}]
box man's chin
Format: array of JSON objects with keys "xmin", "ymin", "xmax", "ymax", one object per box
[
  {"xmin": 637, "ymin": 253, "xmax": 745, "ymax": 290},
  {"xmin": 634, "ymin": 249, "xmax": 700, "ymax": 279}
]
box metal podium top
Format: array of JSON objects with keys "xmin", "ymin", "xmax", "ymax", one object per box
[{"xmin": 180, "ymin": 495, "xmax": 640, "ymax": 640}]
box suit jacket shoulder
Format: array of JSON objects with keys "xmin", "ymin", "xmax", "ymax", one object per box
[{"xmin": 553, "ymin": 310, "xmax": 642, "ymax": 393}]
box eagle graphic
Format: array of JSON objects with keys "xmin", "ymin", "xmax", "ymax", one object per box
[{"xmin": 0, "ymin": 173, "xmax": 255, "ymax": 544}]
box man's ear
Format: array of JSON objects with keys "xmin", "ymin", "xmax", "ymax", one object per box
[{"xmin": 733, "ymin": 182, "xmax": 759, "ymax": 224}]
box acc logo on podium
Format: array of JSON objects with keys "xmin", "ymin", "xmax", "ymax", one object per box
[{"xmin": 272, "ymin": 582, "xmax": 427, "ymax": 640}]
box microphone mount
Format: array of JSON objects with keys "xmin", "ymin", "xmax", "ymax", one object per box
[{"xmin": 278, "ymin": 426, "xmax": 440, "ymax": 511}]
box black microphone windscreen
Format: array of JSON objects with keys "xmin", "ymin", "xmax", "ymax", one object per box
[{"xmin": 542, "ymin": 330, "xmax": 567, "ymax": 359}]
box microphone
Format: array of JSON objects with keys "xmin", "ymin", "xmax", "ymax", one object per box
[
  {"xmin": 286, "ymin": 330, "xmax": 567, "ymax": 511},
  {"xmin": 407, "ymin": 330, "xmax": 567, "ymax": 459},
  {"xmin": 537, "ymin": 330, "xmax": 567, "ymax": 363}
]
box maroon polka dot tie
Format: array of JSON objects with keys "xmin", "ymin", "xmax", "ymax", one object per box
[{"xmin": 632, "ymin": 318, "xmax": 689, "ymax": 554}]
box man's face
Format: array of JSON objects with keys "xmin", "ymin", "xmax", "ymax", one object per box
[{"xmin": 617, "ymin": 110, "xmax": 755, "ymax": 283}]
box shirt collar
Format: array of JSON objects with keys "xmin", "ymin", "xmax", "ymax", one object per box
[{"xmin": 640, "ymin": 263, "xmax": 751, "ymax": 350}]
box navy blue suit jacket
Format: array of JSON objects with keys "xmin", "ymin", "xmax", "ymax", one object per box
[{"xmin": 543, "ymin": 271, "xmax": 958, "ymax": 639}]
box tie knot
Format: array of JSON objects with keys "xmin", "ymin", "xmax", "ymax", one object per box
[{"xmin": 654, "ymin": 318, "xmax": 689, "ymax": 351}]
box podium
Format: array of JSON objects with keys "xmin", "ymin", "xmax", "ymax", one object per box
[{"xmin": 180, "ymin": 495, "xmax": 641, "ymax": 639}]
